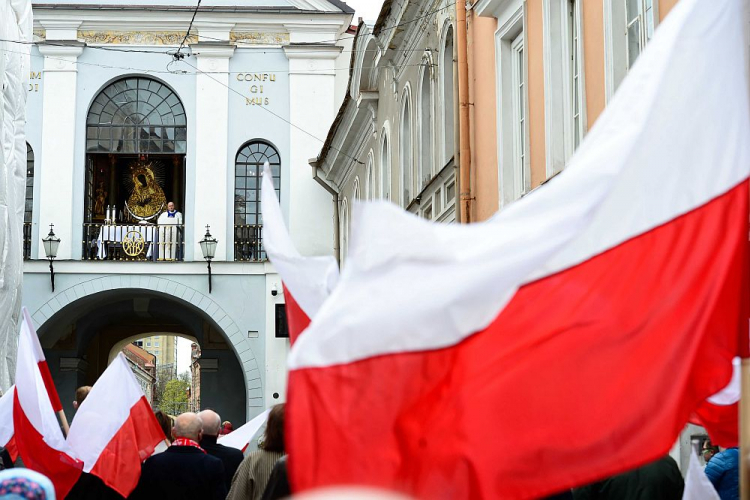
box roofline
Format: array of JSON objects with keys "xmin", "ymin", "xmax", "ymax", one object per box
[{"xmin": 31, "ymin": 3, "xmax": 353, "ymax": 14}]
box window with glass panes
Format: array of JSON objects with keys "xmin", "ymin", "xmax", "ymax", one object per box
[
  {"xmin": 569, "ymin": 0, "xmax": 583, "ymax": 150},
  {"xmin": 25, "ymin": 143, "xmax": 34, "ymax": 223},
  {"xmin": 511, "ymin": 33, "xmax": 528, "ymax": 196},
  {"xmin": 235, "ymin": 141, "xmax": 281, "ymax": 227},
  {"xmin": 625, "ymin": 0, "xmax": 655, "ymax": 70},
  {"xmin": 86, "ymin": 77, "xmax": 187, "ymax": 154}
]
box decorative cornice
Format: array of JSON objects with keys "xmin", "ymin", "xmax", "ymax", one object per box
[
  {"xmin": 78, "ymin": 30, "xmax": 197, "ymax": 45},
  {"xmin": 283, "ymin": 43, "xmax": 343, "ymax": 59},
  {"xmin": 37, "ymin": 41, "xmax": 85, "ymax": 58},
  {"xmin": 231, "ymin": 32, "xmax": 290, "ymax": 45}
]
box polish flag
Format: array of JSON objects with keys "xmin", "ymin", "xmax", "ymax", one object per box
[
  {"xmin": 66, "ymin": 353, "xmax": 168, "ymax": 498},
  {"xmin": 0, "ymin": 386, "xmax": 17, "ymax": 462},
  {"xmin": 14, "ymin": 313, "xmax": 82, "ymax": 499},
  {"xmin": 218, "ymin": 409, "xmax": 270, "ymax": 452},
  {"xmin": 691, "ymin": 357, "xmax": 740, "ymax": 448},
  {"xmin": 261, "ymin": 164, "xmax": 339, "ymax": 343},
  {"xmin": 286, "ymin": 0, "xmax": 750, "ymax": 498},
  {"xmin": 20, "ymin": 308, "xmax": 63, "ymax": 412}
]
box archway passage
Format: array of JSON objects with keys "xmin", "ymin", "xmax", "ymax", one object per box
[
  {"xmin": 84, "ymin": 77, "xmax": 187, "ymax": 259},
  {"xmin": 37, "ymin": 289, "xmax": 247, "ymax": 427}
]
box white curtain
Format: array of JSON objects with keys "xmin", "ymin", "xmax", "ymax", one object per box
[{"xmin": 0, "ymin": 0, "xmax": 32, "ymax": 391}]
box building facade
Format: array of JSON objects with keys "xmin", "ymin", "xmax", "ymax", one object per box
[
  {"xmin": 122, "ymin": 343, "xmax": 156, "ymax": 403},
  {"xmin": 22, "ymin": 0, "xmax": 353, "ymax": 425}
]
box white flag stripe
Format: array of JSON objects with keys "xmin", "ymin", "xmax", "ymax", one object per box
[
  {"xmin": 289, "ymin": 0, "xmax": 750, "ymax": 370},
  {"xmin": 218, "ymin": 409, "xmax": 270, "ymax": 451},
  {"xmin": 707, "ymin": 357, "xmax": 741, "ymax": 406},
  {"xmin": 22, "ymin": 308, "xmax": 46, "ymax": 363},
  {"xmin": 261, "ymin": 164, "xmax": 338, "ymax": 317},
  {"xmin": 67, "ymin": 353, "xmax": 145, "ymax": 472},
  {"xmin": 15, "ymin": 316, "xmax": 72, "ymax": 455},
  {"xmin": 682, "ymin": 448, "xmax": 720, "ymax": 500},
  {"xmin": 0, "ymin": 386, "xmax": 14, "ymax": 447}
]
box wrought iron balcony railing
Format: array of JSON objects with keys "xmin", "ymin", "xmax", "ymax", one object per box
[
  {"xmin": 234, "ymin": 224, "xmax": 265, "ymax": 262},
  {"xmin": 82, "ymin": 223, "xmax": 185, "ymax": 261}
]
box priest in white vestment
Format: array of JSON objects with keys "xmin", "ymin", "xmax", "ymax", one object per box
[{"xmin": 157, "ymin": 202, "xmax": 183, "ymax": 261}]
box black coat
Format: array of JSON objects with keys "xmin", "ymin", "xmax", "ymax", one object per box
[
  {"xmin": 200, "ymin": 435, "xmax": 244, "ymax": 490},
  {"xmin": 573, "ymin": 456, "xmax": 684, "ymax": 500},
  {"xmin": 129, "ymin": 446, "xmax": 227, "ymax": 500}
]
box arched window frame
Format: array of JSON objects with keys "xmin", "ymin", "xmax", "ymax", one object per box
[
  {"xmin": 353, "ymin": 177, "xmax": 361, "ymax": 201},
  {"xmin": 399, "ymin": 85, "xmax": 414, "ymax": 207},
  {"xmin": 366, "ymin": 150, "xmax": 375, "ymax": 200},
  {"xmin": 380, "ymin": 124, "xmax": 392, "ymax": 201},
  {"xmin": 234, "ymin": 140, "xmax": 281, "ymax": 261},
  {"xmin": 86, "ymin": 76, "xmax": 187, "ymax": 155},
  {"xmin": 418, "ymin": 53, "xmax": 435, "ymax": 187},
  {"xmin": 440, "ymin": 22, "xmax": 456, "ymax": 169},
  {"xmin": 340, "ymin": 197, "xmax": 349, "ymax": 262}
]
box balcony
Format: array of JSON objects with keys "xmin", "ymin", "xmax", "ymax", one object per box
[
  {"xmin": 82, "ymin": 223, "xmax": 185, "ymax": 261},
  {"xmin": 234, "ymin": 225, "xmax": 265, "ymax": 262}
]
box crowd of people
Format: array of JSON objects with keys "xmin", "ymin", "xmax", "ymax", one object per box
[{"xmin": 0, "ymin": 384, "xmax": 742, "ymax": 500}]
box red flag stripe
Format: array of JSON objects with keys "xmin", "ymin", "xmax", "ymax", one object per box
[
  {"xmin": 13, "ymin": 392, "xmax": 82, "ymax": 499},
  {"xmin": 284, "ymin": 284, "xmax": 312, "ymax": 345},
  {"xmin": 37, "ymin": 360, "xmax": 63, "ymax": 412},
  {"xmin": 288, "ymin": 180, "xmax": 748, "ymax": 499},
  {"xmin": 88, "ymin": 396, "xmax": 168, "ymax": 497}
]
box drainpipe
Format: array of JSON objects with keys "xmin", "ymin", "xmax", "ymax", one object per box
[
  {"xmin": 311, "ymin": 161, "xmax": 340, "ymax": 266},
  {"xmin": 456, "ymin": 0, "xmax": 473, "ymax": 223}
]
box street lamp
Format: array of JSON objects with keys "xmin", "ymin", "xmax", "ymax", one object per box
[
  {"xmin": 42, "ymin": 224, "xmax": 60, "ymax": 292},
  {"xmin": 199, "ymin": 225, "xmax": 218, "ymax": 293}
]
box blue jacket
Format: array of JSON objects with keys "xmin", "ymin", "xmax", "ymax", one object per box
[{"xmin": 705, "ymin": 447, "xmax": 739, "ymax": 500}]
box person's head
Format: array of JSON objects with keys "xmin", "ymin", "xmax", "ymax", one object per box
[
  {"xmin": 220, "ymin": 421, "xmax": 233, "ymax": 435},
  {"xmin": 167, "ymin": 201, "xmax": 175, "ymax": 212},
  {"xmin": 197, "ymin": 409, "xmax": 222, "ymax": 438},
  {"xmin": 702, "ymin": 439, "xmax": 720, "ymax": 462},
  {"xmin": 172, "ymin": 412, "xmax": 203, "ymax": 442},
  {"xmin": 154, "ymin": 410, "xmax": 174, "ymax": 443},
  {"xmin": 72, "ymin": 386, "xmax": 92, "ymax": 410},
  {"xmin": 260, "ymin": 403, "xmax": 285, "ymax": 453},
  {"xmin": 0, "ymin": 469, "xmax": 56, "ymax": 499}
]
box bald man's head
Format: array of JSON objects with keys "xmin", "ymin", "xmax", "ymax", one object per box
[
  {"xmin": 172, "ymin": 412, "xmax": 203, "ymax": 442},
  {"xmin": 197, "ymin": 410, "xmax": 222, "ymax": 437}
]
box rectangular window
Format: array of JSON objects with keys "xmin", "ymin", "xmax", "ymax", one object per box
[
  {"xmin": 275, "ymin": 304, "xmax": 289, "ymax": 338},
  {"xmin": 625, "ymin": 0, "xmax": 656, "ymax": 70},
  {"xmin": 511, "ymin": 33, "xmax": 528, "ymax": 197},
  {"xmin": 569, "ymin": 0, "xmax": 583, "ymax": 150}
]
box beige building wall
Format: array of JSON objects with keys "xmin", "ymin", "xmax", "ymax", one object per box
[
  {"xmin": 527, "ymin": 1, "xmax": 547, "ymax": 190},
  {"xmin": 469, "ymin": 14, "xmax": 499, "ymax": 222}
]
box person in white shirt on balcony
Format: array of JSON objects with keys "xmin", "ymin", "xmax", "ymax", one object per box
[{"xmin": 157, "ymin": 202, "xmax": 182, "ymax": 261}]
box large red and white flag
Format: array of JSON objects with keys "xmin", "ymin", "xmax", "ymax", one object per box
[
  {"xmin": 0, "ymin": 386, "xmax": 17, "ymax": 462},
  {"xmin": 286, "ymin": 0, "xmax": 750, "ymax": 498},
  {"xmin": 14, "ymin": 311, "xmax": 82, "ymax": 498},
  {"xmin": 19, "ymin": 308, "xmax": 63, "ymax": 412},
  {"xmin": 261, "ymin": 165, "xmax": 339, "ymax": 343},
  {"xmin": 66, "ymin": 353, "xmax": 168, "ymax": 498},
  {"xmin": 218, "ymin": 408, "xmax": 270, "ymax": 452}
]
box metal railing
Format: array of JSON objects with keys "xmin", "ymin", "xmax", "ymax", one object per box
[
  {"xmin": 23, "ymin": 222, "xmax": 32, "ymax": 260},
  {"xmin": 234, "ymin": 225, "xmax": 265, "ymax": 262},
  {"xmin": 82, "ymin": 223, "xmax": 185, "ymax": 261}
]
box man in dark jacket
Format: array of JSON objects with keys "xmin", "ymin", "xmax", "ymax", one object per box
[
  {"xmin": 130, "ymin": 412, "xmax": 226, "ymax": 500},
  {"xmin": 705, "ymin": 446, "xmax": 739, "ymax": 500},
  {"xmin": 572, "ymin": 456, "xmax": 683, "ymax": 500},
  {"xmin": 199, "ymin": 409, "xmax": 244, "ymax": 489}
]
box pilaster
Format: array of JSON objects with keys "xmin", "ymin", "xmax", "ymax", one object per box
[
  {"xmin": 283, "ymin": 44, "xmax": 342, "ymax": 256},
  {"xmin": 37, "ymin": 42, "xmax": 84, "ymax": 260},
  {"xmin": 192, "ymin": 43, "xmax": 235, "ymax": 261}
]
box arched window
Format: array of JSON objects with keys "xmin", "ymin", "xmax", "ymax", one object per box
[
  {"xmin": 442, "ymin": 25, "xmax": 455, "ymax": 166},
  {"xmin": 234, "ymin": 140, "xmax": 281, "ymax": 261},
  {"xmin": 25, "ymin": 143, "xmax": 34, "ymax": 223},
  {"xmin": 381, "ymin": 130, "xmax": 391, "ymax": 200},
  {"xmin": 366, "ymin": 152, "xmax": 374, "ymax": 200},
  {"xmin": 400, "ymin": 90, "xmax": 413, "ymax": 206},
  {"xmin": 87, "ymin": 77, "xmax": 187, "ymax": 154},
  {"xmin": 341, "ymin": 198, "xmax": 349, "ymax": 261},
  {"xmin": 419, "ymin": 62, "xmax": 433, "ymax": 187},
  {"xmin": 24, "ymin": 143, "xmax": 34, "ymax": 260},
  {"xmin": 353, "ymin": 177, "xmax": 361, "ymax": 201}
]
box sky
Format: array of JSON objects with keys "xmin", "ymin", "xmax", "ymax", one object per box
[
  {"xmin": 176, "ymin": 336, "xmax": 192, "ymax": 377},
  {"xmin": 344, "ymin": 0, "xmax": 383, "ymax": 23}
]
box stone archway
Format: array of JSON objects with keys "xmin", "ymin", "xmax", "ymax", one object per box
[{"xmin": 32, "ymin": 275, "xmax": 262, "ymax": 419}]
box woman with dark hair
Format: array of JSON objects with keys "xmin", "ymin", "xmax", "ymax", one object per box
[{"xmin": 227, "ymin": 404, "xmax": 285, "ymax": 500}]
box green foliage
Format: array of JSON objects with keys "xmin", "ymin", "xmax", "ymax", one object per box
[{"xmin": 160, "ymin": 378, "xmax": 190, "ymax": 415}]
